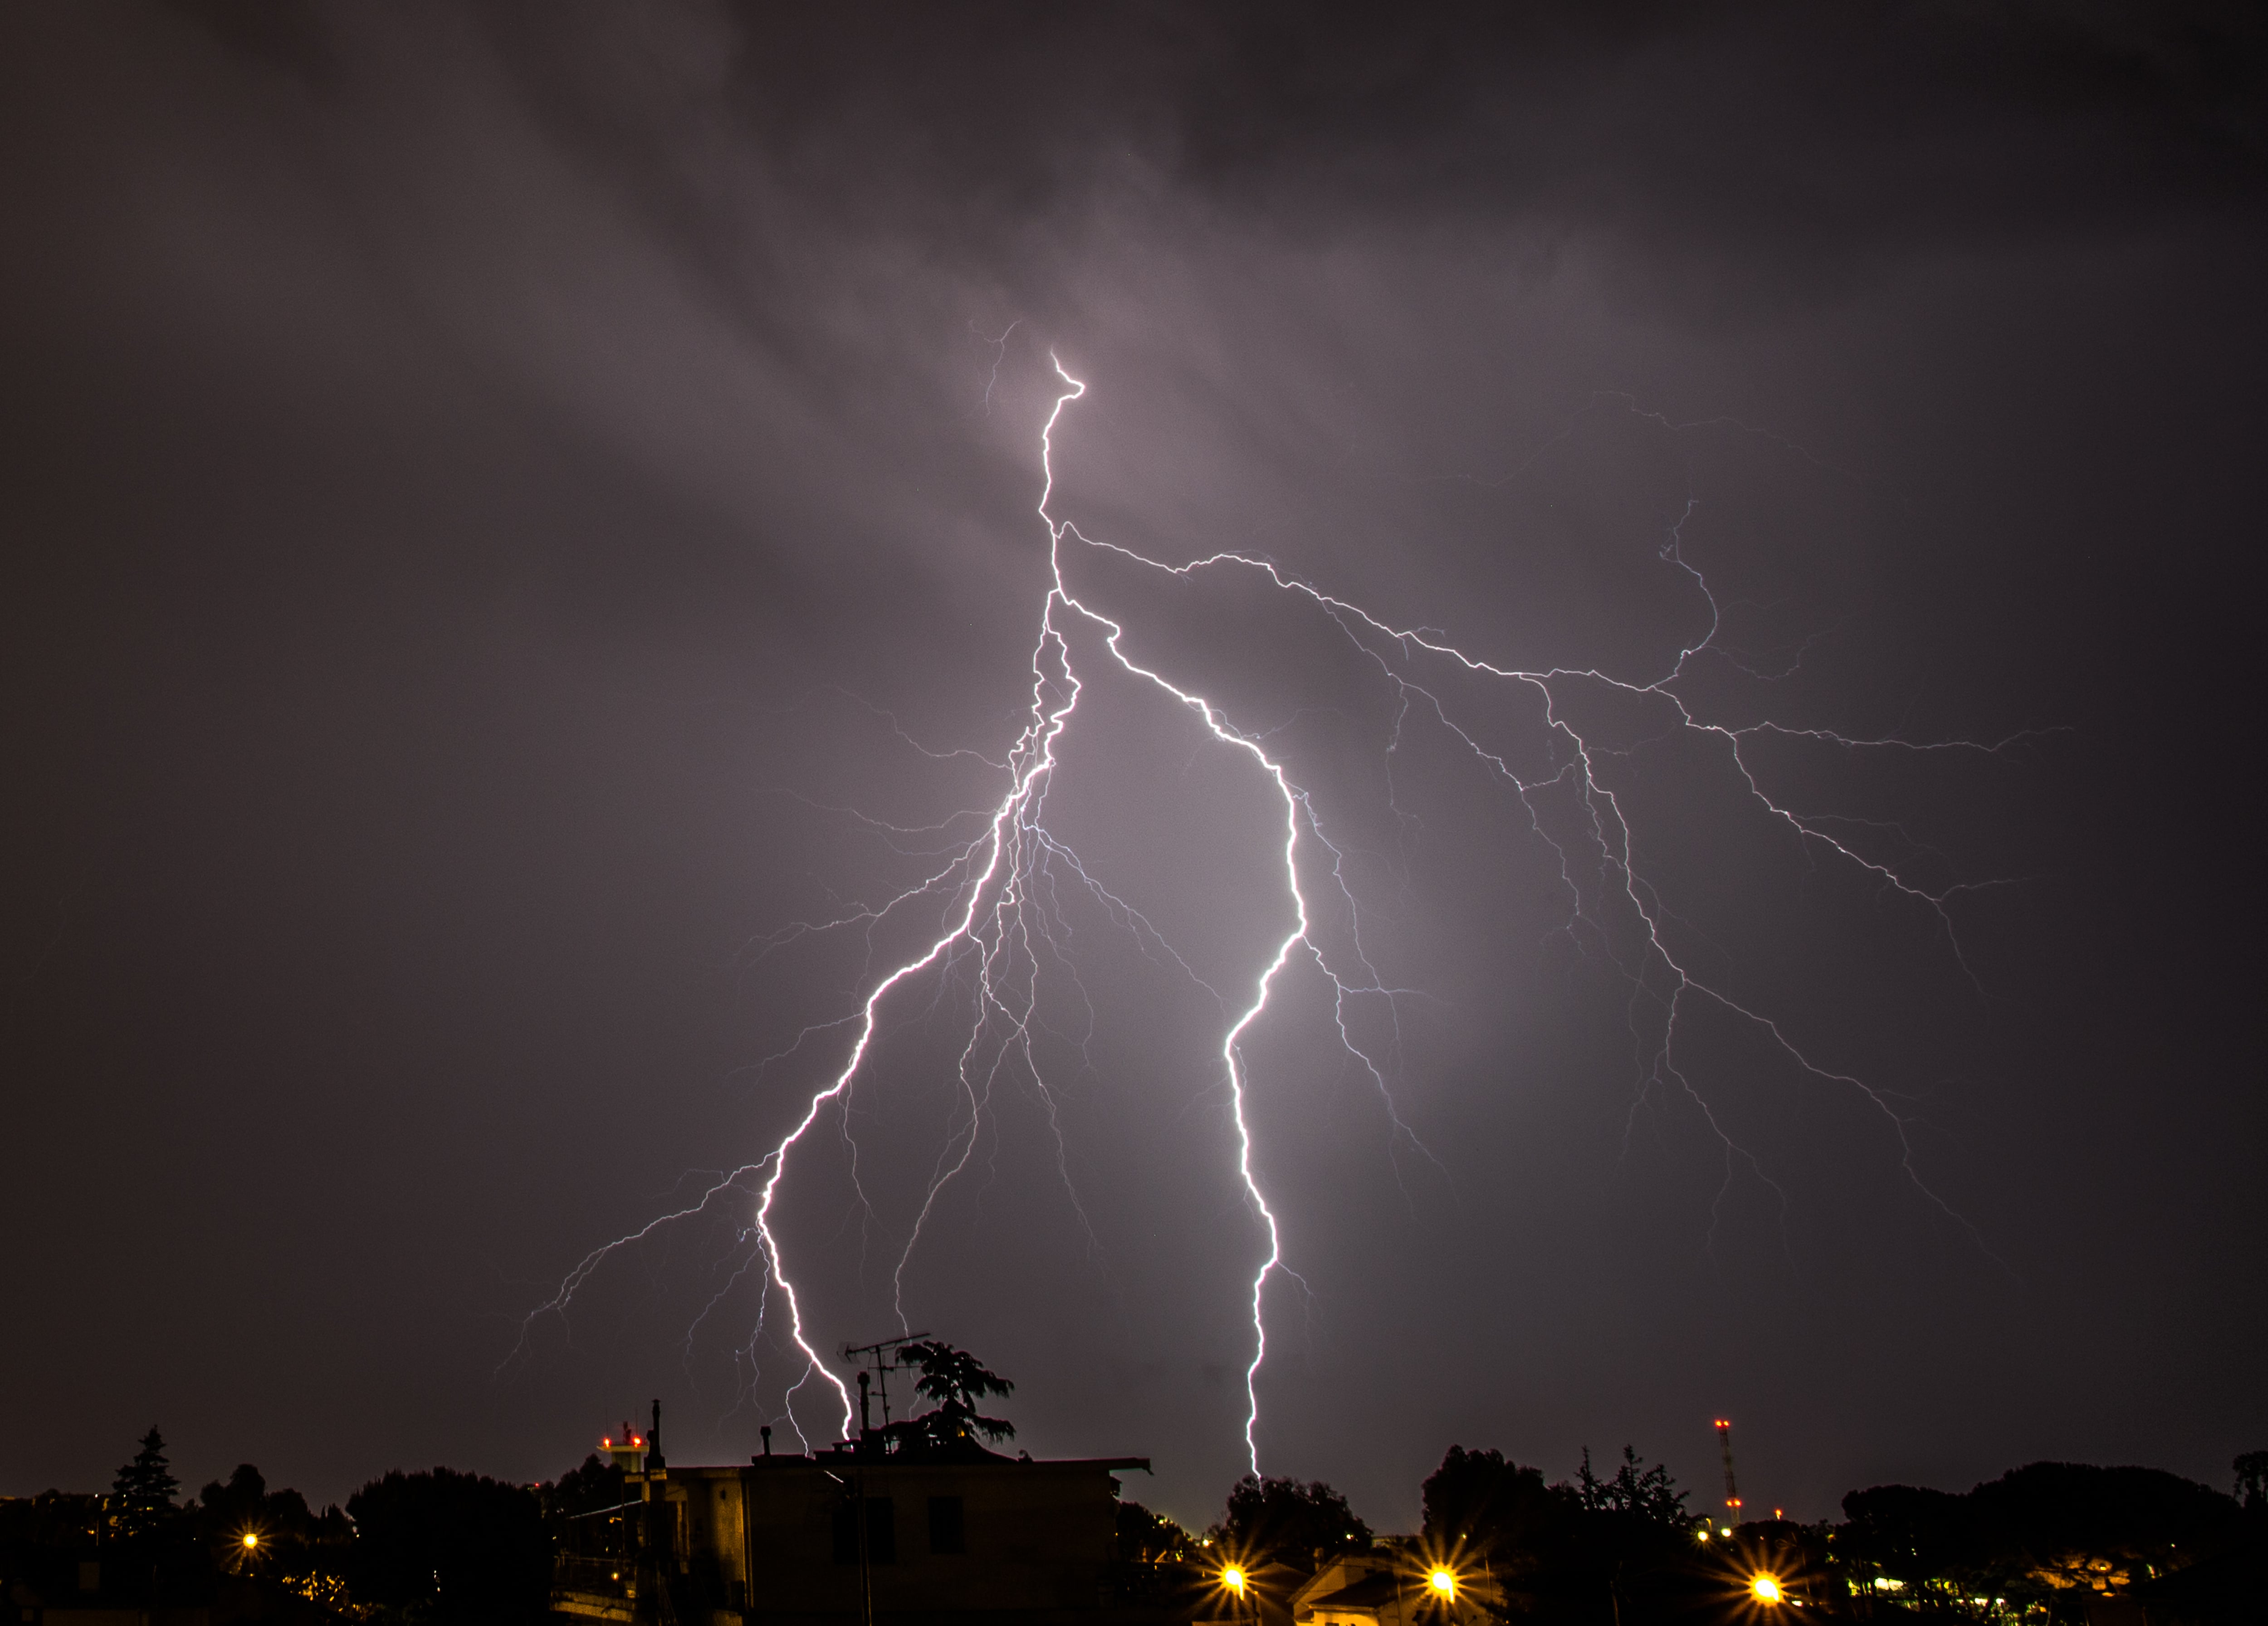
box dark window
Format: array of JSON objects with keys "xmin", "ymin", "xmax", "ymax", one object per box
[
  {"xmin": 928, "ymin": 1496, "xmax": 965, "ymax": 1556},
  {"xmin": 831, "ymin": 1497, "xmax": 896, "ymax": 1564}
]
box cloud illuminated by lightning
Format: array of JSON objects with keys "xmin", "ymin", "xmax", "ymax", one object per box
[{"xmin": 522, "ymin": 349, "xmax": 2024, "ymax": 1470}]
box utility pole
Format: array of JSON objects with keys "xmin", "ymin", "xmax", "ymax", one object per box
[
  {"xmin": 1714, "ymin": 1420, "xmax": 1743, "ymax": 1527},
  {"xmin": 834, "ymin": 1331, "xmax": 932, "ymax": 1626},
  {"xmin": 823, "ymin": 1469, "xmax": 875, "ymax": 1626},
  {"xmin": 855, "ymin": 1462, "xmax": 873, "ymax": 1626}
]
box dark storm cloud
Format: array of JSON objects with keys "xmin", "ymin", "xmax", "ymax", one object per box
[
  {"xmin": 175, "ymin": 2, "xmax": 2267, "ymax": 326},
  {"xmin": 2, "ymin": 0, "xmax": 2261, "ymax": 1536},
  {"xmin": 497, "ymin": 3, "xmax": 2267, "ymax": 274}
]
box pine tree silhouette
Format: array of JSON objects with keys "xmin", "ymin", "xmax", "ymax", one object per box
[{"xmin": 112, "ymin": 1428, "xmax": 179, "ymax": 1539}]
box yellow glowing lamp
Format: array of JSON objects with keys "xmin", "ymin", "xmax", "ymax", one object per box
[
  {"xmin": 1750, "ymin": 1574, "xmax": 1785, "ymax": 1605},
  {"xmin": 1427, "ymin": 1567, "xmax": 1457, "ymax": 1598},
  {"xmin": 241, "ymin": 1533, "xmax": 260, "ymax": 1551},
  {"xmin": 1220, "ymin": 1566, "xmax": 1247, "ymax": 1597}
]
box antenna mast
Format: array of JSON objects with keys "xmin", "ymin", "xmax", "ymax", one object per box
[
  {"xmin": 842, "ymin": 1333, "xmax": 930, "ymax": 1429},
  {"xmin": 1714, "ymin": 1419, "xmax": 1743, "ymax": 1525}
]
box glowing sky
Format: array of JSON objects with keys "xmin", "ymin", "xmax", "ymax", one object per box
[{"xmin": 2, "ymin": 2, "xmax": 2261, "ymax": 1528}]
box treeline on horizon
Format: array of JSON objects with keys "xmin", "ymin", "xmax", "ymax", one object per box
[
  {"xmin": 0, "ymin": 1429, "xmax": 599, "ymax": 1626},
  {"xmin": 1119, "ymin": 1445, "xmax": 2267, "ymax": 1623},
  {"xmin": 3, "ymin": 1427, "xmax": 2262, "ymax": 1625}
]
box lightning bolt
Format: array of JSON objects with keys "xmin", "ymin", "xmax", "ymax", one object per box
[
  {"xmin": 523, "ymin": 348, "xmax": 2028, "ymax": 1470},
  {"xmin": 744, "ymin": 362, "xmax": 1341, "ymax": 1460}
]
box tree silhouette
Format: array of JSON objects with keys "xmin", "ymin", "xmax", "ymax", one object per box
[
  {"xmin": 547, "ymin": 1453, "xmax": 628, "ymax": 1518},
  {"xmin": 346, "ymin": 1468, "xmax": 548, "ymax": 1625},
  {"xmin": 111, "ymin": 1428, "xmax": 178, "ymax": 1539},
  {"xmin": 1842, "ymin": 1462, "xmax": 2241, "ymax": 1616},
  {"xmin": 891, "ymin": 1340, "xmax": 1016, "ymax": 1445},
  {"xmin": 1573, "ymin": 1446, "xmax": 1689, "ymax": 1528},
  {"xmin": 1116, "ymin": 1500, "xmax": 1194, "ymax": 1563},
  {"xmin": 1215, "ymin": 1475, "xmax": 1370, "ymax": 1568},
  {"xmin": 202, "ymin": 1463, "xmax": 265, "ymax": 1509},
  {"xmin": 2235, "ymin": 1450, "xmax": 2268, "ymax": 1512},
  {"xmin": 1422, "ymin": 1445, "xmax": 1557, "ymax": 1567}
]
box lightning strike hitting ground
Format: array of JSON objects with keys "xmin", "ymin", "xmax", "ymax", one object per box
[{"xmin": 523, "ymin": 353, "xmax": 2021, "ymax": 1470}]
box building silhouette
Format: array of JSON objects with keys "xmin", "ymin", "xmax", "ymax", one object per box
[{"xmin": 552, "ymin": 1402, "xmax": 1165, "ymax": 1626}]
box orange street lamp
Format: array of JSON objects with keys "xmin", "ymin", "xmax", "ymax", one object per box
[
  {"xmin": 1749, "ymin": 1574, "xmax": 1785, "ymax": 1606},
  {"xmin": 1217, "ymin": 1563, "xmax": 1254, "ymax": 1622}
]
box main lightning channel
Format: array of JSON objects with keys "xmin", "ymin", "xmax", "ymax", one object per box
[
  {"xmin": 1034, "ymin": 361, "xmax": 1305, "ymax": 1473},
  {"xmin": 731, "ymin": 358, "xmax": 1324, "ymax": 1464}
]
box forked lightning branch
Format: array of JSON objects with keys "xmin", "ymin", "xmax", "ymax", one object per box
[{"xmin": 523, "ymin": 356, "xmax": 2015, "ymax": 1473}]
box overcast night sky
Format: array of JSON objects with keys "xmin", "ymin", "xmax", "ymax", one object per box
[{"xmin": 2, "ymin": 1, "xmax": 2263, "ymax": 1535}]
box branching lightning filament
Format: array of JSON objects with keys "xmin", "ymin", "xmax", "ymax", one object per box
[{"xmin": 521, "ymin": 352, "xmax": 2022, "ymax": 1470}]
